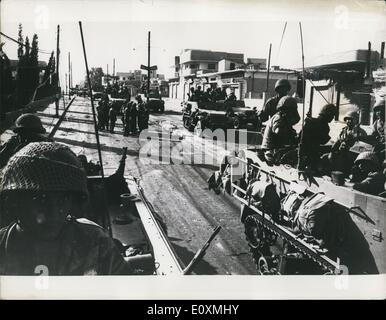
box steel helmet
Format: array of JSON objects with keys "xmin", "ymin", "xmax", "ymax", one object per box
[
  {"xmin": 319, "ymin": 104, "xmax": 336, "ymax": 118},
  {"xmin": 274, "ymin": 79, "xmax": 291, "ymax": 92},
  {"xmin": 343, "ymin": 111, "xmax": 359, "ymax": 121},
  {"xmin": 12, "ymin": 113, "xmax": 46, "ymax": 134},
  {"xmin": 276, "ymin": 96, "xmax": 298, "ymax": 111},
  {"xmin": 0, "ymin": 142, "xmax": 88, "ymax": 198},
  {"xmin": 354, "ymin": 151, "xmax": 380, "ymax": 167}
]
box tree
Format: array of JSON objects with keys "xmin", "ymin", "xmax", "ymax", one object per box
[
  {"xmin": 30, "ymin": 34, "xmax": 39, "ymax": 89},
  {"xmin": 87, "ymin": 67, "xmax": 104, "ymax": 92},
  {"xmin": 17, "ymin": 23, "xmax": 23, "ymax": 58}
]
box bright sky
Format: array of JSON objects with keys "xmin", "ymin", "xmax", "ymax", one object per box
[{"xmin": 1, "ymin": 0, "xmax": 385, "ymax": 87}]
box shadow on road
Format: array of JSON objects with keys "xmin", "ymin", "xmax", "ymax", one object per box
[
  {"xmin": 171, "ymin": 243, "xmax": 219, "ymax": 275},
  {"xmin": 53, "ymin": 136, "xmax": 140, "ymax": 157}
]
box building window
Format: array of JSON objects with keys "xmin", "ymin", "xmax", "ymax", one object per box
[
  {"xmin": 230, "ymin": 63, "xmax": 236, "ymax": 70},
  {"xmin": 208, "ymin": 63, "xmax": 216, "ymax": 70},
  {"xmin": 190, "ymin": 63, "xmax": 198, "ymax": 69}
]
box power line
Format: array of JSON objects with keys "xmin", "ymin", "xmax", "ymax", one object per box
[{"xmin": 0, "ymin": 31, "xmax": 52, "ymax": 55}]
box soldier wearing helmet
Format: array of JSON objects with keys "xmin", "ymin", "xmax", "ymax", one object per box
[
  {"xmin": 258, "ymin": 79, "xmax": 292, "ymax": 124},
  {"xmin": 298, "ymin": 104, "xmax": 337, "ymax": 171},
  {"xmin": 350, "ymin": 151, "xmax": 385, "ymax": 196},
  {"xmin": 370, "ymin": 99, "xmax": 385, "ymax": 160},
  {"xmin": 261, "ymin": 96, "xmax": 300, "ymax": 164},
  {"xmin": 326, "ymin": 110, "xmax": 367, "ymax": 176},
  {"xmin": 0, "ymin": 142, "xmax": 130, "ymax": 275},
  {"xmin": 0, "ymin": 113, "xmax": 52, "ymax": 168}
]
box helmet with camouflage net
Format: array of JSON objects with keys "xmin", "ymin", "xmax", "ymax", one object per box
[
  {"xmin": 276, "ymin": 96, "xmax": 298, "ymax": 111},
  {"xmin": 274, "ymin": 79, "xmax": 291, "ymax": 92},
  {"xmin": 0, "ymin": 142, "xmax": 88, "ymax": 198},
  {"xmin": 354, "ymin": 151, "xmax": 380, "ymax": 167},
  {"xmin": 13, "ymin": 113, "xmax": 46, "ymax": 134}
]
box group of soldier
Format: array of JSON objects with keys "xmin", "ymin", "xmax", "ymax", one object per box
[
  {"xmin": 188, "ymin": 86, "xmax": 237, "ymax": 103},
  {"xmin": 96, "ymin": 93, "xmax": 149, "ymax": 135},
  {"xmin": 258, "ymin": 78, "xmax": 385, "ymax": 196}
]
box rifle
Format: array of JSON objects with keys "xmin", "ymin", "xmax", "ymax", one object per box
[{"xmin": 182, "ymin": 226, "xmax": 222, "ymax": 275}]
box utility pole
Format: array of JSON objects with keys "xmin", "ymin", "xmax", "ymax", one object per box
[
  {"xmin": 68, "ymin": 52, "xmax": 71, "ymax": 93},
  {"xmin": 65, "ymin": 73, "xmax": 68, "ymax": 95},
  {"xmin": 113, "ymin": 58, "xmax": 115, "ymax": 83},
  {"xmin": 55, "ymin": 24, "xmax": 60, "ymax": 117},
  {"xmin": 70, "ymin": 61, "xmax": 73, "ymax": 88},
  {"xmin": 140, "ymin": 31, "xmax": 157, "ymax": 103},
  {"xmin": 147, "ymin": 31, "xmax": 150, "ymax": 103}
]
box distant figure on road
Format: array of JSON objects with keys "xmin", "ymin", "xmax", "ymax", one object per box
[
  {"xmin": 137, "ymin": 101, "xmax": 149, "ymax": 132},
  {"xmin": 108, "ymin": 106, "xmax": 117, "ymax": 133},
  {"xmin": 123, "ymin": 101, "xmax": 138, "ymax": 136},
  {"xmin": 188, "ymin": 87, "xmax": 196, "ymax": 102},
  {"xmin": 0, "ymin": 113, "xmax": 52, "ymax": 168}
]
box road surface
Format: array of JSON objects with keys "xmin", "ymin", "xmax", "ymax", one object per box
[{"xmin": 2, "ymin": 96, "xmax": 258, "ymax": 275}]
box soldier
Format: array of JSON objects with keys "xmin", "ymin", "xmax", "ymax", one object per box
[
  {"xmin": 370, "ymin": 100, "xmax": 385, "ymax": 160},
  {"xmin": 0, "ymin": 113, "xmax": 52, "ymax": 168},
  {"xmin": 188, "ymin": 87, "xmax": 196, "ymax": 101},
  {"xmin": 0, "ymin": 142, "xmax": 131, "ymax": 275},
  {"xmin": 261, "ymin": 96, "xmax": 300, "ymax": 165},
  {"xmin": 351, "ymin": 151, "xmax": 385, "ymax": 196},
  {"xmin": 137, "ymin": 100, "xmax": 149, "ymax": 133},
  {"xmin": 226, "ymin": 90, "xmax": 237, "ymax": 102},
  {"xmin": 97, "ymin": 94, "xmax": 109, "ymax": 130},
  {"xmin": 258, "ymin": 79, "xmax": 292, "ymax": 124},
  {"xmin": 108, "ymin": 106, "xmax": 117, "ymax": 133},
  {"xmin": 298, "ymin": 104, "xmax": 336, "ymax": 171},
  {"xmin": 327, "ymin": 111, "xmax": 367, "ymax": 175},
  {"xmin": 127, "ymin": 100, "xmax": 138, "ymax": 135}
]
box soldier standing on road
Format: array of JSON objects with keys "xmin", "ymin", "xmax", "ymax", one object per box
[
  {"xmin": 127, "ymin": 100, "xmax": 138, "ymax": 135},
  {"xmin": 137, "ymin": 100, "xmax": 149, "ymax": 133},
  {"xmin": 108, "ymin": 106, "xmax": 117, "ymax": 133},
  {"xmin": 0, "ymin": 113, "xmax": 52, "ymax": 168},
  {"xmin": 258, "ymin": 79, "xmax": 291, "ymax": 124}
]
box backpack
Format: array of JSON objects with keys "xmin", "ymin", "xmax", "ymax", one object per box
[{"xmin": 294, "ymin": 192, "xmax": 333, "ymax": 241}]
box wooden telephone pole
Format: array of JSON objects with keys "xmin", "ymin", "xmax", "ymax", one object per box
[
  {"xmin": 140, "ymin": 31, "xmax": 157, "ymax": 103},
  {"xmin": 68, "ymin": 52, "xmax": 71, "ymax": 93}
]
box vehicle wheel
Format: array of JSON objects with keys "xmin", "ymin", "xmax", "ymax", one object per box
[{"xmin": 194, "ymin": 120, "xmax": 204, "ymax": 137}]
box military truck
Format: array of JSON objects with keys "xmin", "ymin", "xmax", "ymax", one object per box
[{"xmin": 181, "ymin": 100, "xmax": 258, "ymax": 135}]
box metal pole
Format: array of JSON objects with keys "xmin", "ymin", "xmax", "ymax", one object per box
[
  {"xmin": 70, "ymin": 61, "xmax": 73, "ymax": 88},
  {"xmin": 65, "ymin": 73, "xmax": 68, "ymax": 95},
  {"xmin": 68, "ymin": 52, "xmax": 71, "ymax": 91},
  {"xmin": 78, "ymin": 21, "xmax": 105, "ymax": 179},
  {"xmin": 297, "ymin": 22, "xmax": 306, "ymax": 171},
  {"xmin": 266, "ymin": 43, "xmax": 272, "ymax": 92},
  {"xmin": 55, "ymin": 24, "xmax": 60, "ymax": 117},
  {"xmin": 147, "ymin": 31, "xmax": 150, "ymax": 103}
]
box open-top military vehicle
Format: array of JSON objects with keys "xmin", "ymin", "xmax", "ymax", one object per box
[
  {"xmin": 218, "ymin": 147, "xmax": 385, "ymax": 275},
  {"xmin": 182, "ymin": 100, "xmax": 258, "ymax": 135}
]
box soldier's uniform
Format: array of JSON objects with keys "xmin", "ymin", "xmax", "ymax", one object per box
[
  {"xmin": 261, "ymin": 96, "xmax": 299, "ymax": 164},
  {"xmin": 0, "ymin": 142, "xmax": 131, "ymax": 275},
  {"xmin": 137, "ymin": 102, "xmax": 149, "ymax": 132},
  {"xmin": 108, "ymin": 107, "xmax": 117, "ymax": 133}
]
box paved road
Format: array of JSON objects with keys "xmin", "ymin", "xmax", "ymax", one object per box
[{"xmin": 2, "ymin": 96, "xmax": 258, "ymax": 275}]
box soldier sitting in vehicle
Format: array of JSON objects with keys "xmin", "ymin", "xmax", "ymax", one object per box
[
  {"xmin": 258, "ymin": 79, "xmax": 292, "ymax": 125},
  {"xmin": 0, "ymin": 113, "xmax": 52, "ymax": 169},
  {"xmin": 369, "ymin": 100, "xmax": 385, "ymax": 161},
  {"xmin": 226, "ymin": 90, "xmax": 237, "ymax": 102},
  {"xmin": 326, "ymin": 111, "xmax": 367, "ymax": 176},
  {"xmin": 261, "ymin": 96, "xmax": 300, "ymax": 165},
  {"xmin": 350, "ymin": 151, "xmax": 385, "ymax": 196},
  {"xmin": 298, "ymin": 104, "xmax": 336, "ymax": 172},
  {"xmin": 0, "ymin": 142, "xmax": 132, "ymax": 275}
]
